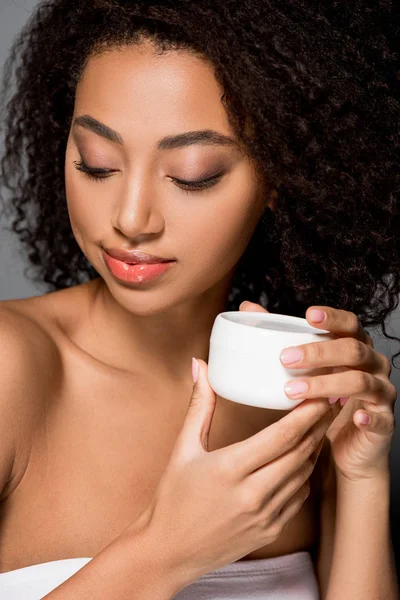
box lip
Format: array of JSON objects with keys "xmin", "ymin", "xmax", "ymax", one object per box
[
  {"xmin": 103, "ymin": 247, "xmax": 174, "ymax": 265},
  {"xmin": 102, "ymin": 248, "xmax": 175, "ymax": 285}
]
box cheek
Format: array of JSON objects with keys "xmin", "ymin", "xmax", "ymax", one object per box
[
  {"xmin": 180, "ymin": 190, "xmax": 262, "ymax": 277},
  {"xmin": 213, "ymin": 208, "xmax": 259, "ymax": 263}
]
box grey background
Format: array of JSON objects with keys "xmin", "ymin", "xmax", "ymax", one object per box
[{"xmin": 1, "ymin": 0, "xmax": 400, "ymax": 573}]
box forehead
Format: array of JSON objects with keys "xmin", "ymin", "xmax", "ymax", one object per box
[{"xmin": 74, "ymin": 42, "xmax": 234, "ymax": 145}]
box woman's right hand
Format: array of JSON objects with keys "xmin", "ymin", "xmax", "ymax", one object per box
[{"xmin": 130, "ymin": 359, "xmax": 334, "ymax": 591}]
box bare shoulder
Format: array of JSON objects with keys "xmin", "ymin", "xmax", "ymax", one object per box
[
  {"xmin": 0, "ymin": 296, "xmax": 63, "ymax": 375},
  {"xmin": 0, "ymin": 297, "xmax": 63, "ymax": 501}
]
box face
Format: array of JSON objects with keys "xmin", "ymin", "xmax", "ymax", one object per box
[{"xmin": 65, "ymin": 41, "xmax": 271, "ymax": 315}]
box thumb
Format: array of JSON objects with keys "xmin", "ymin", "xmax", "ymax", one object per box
[
  {"xmin": 353, "ymin": 407, "xmax": 395, "ymax": 436},
  {"xmin": 239, "ymin": 300, "xmax": 269, "ymax": 313},
  {"xmin": 177, "ymin": 358, "xmax": 217, "ymax": 453}
]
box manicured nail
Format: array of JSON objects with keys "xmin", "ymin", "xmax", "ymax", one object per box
[
  {"xmin": 284, "ymin": 380, "xmax": 308, "ymax": 396},
  {"xmin": 192, "ymin": 357, "xmax": 199, "ymax": 383},
  {"xmin": 328, "ymin": 396, "xmax": 340, "ymax": 404},
  {"xmin": 339, "ymin": 397, "xmax": 349, "ymax": 407},
  {"xmin": 309, "ymin": 309, "xmax": 326, "ymax": 322},
  {"xmin": 280, "ymin": 347, "xmax": 304, "ymax": 364}
]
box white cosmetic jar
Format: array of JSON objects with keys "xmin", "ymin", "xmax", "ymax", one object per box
[{"xmin": 207, "ymin": 311, "xmax": 337, "ymax": 410}]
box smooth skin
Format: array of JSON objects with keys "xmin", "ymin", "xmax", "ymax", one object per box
[
  {"xmin": 133, "ymin": 361, "xmax": 334, "ymax": 589},
  {"xmin": 0, "ymin": 39, "xmax": 320, "ymax": 580},
  {"xmin": 241, "ymin": 300, "xmax": 396, "ymax": 481},
  {"xmin": 0, "ymin": 38, "xmax": 397, "ymax": 599},
  {"xmin": 64, "ymin": 40, "xmax": 272, "ymax": 381}
]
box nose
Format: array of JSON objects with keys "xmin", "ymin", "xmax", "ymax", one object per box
[{"xmin": 111, "ymin": 175, "xmax": 165, "ymax": 239}]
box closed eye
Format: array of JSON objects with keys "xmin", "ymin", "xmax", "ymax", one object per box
[
  {"xmin": 171, "ymin": 173, "xmax": 224, "ymax": 192},
  {"xmin": 73, "ymin": 159, "xmax": 224, "ymax": 192},
  {"xmin": 73, "ymin": 160, "xmax": 115, "ymax": 182}
]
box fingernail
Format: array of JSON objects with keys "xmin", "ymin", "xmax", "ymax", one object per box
[
  {"xmin": 280, "ymin": 347, "xmax": 304, "ymax": 364},
  {"xmin": 339, "ymin": 397, "xmax": 349, "ymax": 407},
  {"xmin": 309, "ymin": 309, "xmax": 326, "ymax": 322},
  {"xmin": 359, "ymin": 413, "xmax": 371, "ymax": 425},
  {"xmin": 192, "ymin": 357, "xmax": 199, "ymax": 383},
  {"xmin": 284, "ymin": 380, "xmax": 308, "ymax": 396}
]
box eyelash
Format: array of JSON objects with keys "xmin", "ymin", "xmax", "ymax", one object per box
[{"xmin": 72, "ymin": 159, "xmax": 224, "ymax": 193}]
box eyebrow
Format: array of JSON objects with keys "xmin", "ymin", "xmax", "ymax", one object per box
[{"xmin": 73, "ymin": 114, "xmax": 239, "ymax": 150}]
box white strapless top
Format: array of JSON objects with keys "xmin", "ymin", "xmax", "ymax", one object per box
[{"xmin": 0, "ymin": 550, "xmax": 319, "ymax": 599}]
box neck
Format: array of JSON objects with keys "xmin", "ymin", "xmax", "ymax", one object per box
[{"xmin": 83, "ymin": 274, "xmax": 234, "ymax": 381}]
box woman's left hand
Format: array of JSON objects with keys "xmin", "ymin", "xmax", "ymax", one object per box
[{"xmin": 239, "ymin": 301, "xmax": 397, "ymax": 482}]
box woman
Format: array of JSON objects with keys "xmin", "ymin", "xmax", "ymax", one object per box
[{"xmin": 0, "ymin": 1, "xmax": 398, "ymax": 598}]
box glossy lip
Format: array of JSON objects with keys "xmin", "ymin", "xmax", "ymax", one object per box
[
  {"xmin": 102, "ymin": 246, "xmax": 175, "ymax": 264},
  {"xmin": 102, "ymin": 248, "xmax": 175, "ymax": 287}
]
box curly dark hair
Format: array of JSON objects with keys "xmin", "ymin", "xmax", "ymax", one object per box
[{"xmin": 1, "ymin": 0, "xmax": 399, "ymax": 366}]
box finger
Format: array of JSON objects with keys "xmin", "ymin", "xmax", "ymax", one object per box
[
  {"xmin": 283, "ymin": 369, "xmax": 397, "ymax": 408},
  {"xmin": 221, "ymin": 397, "xmax": 330, "ymax": 477},
  {"xmin": 251, "ymin": 409, "xmax": 333, "ymax": 487},
  {"xmin": 269, "ymin": 482, "xmax": 311, "ymax": 535},
  {"xmin": 353, "ymin": 407, "xmax": 395, "ymax": 436},
  {"xmin": 305, "ymin": 306, "xmax": 368, "ymax": 344},
  {"xmin": 280, "ymin": 337, "xmax": 389, "ymax": 375},
  {"xmin": 268, "ymin": 472, "xmax": 312, "ymax": 523},
  {"xmin": 239, "ymin": 301, "xmax": 269, "ymax": 313}
]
